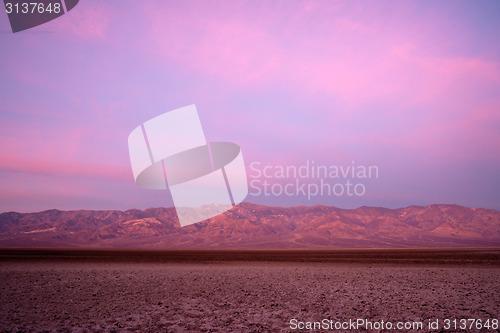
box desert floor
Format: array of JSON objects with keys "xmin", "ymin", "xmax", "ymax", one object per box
[{"xmin": 0, "ymin": 250, "xmax": 499, "ymax": 332}]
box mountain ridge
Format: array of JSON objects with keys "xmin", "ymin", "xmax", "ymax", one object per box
[{"xmin": 1, "ymin": 202, "xmax": 499, "ymax": 248}]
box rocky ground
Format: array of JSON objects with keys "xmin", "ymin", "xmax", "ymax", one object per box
[{"xmin": 1, "ymin": 259, "xmax": 499, "ymax": 332}]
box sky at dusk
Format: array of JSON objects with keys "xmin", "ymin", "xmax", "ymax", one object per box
[{"xmin": 1, "ymin": 0, "xmax": 499, "ymax": 213}]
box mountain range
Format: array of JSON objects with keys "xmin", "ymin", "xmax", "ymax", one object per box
[{"xmin": 1, "ymin": 202, "xmax": 499, "ymax": 248}]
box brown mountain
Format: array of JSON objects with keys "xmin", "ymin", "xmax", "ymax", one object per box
[{"xmin": 0, "ymin": 203, "xmax": 499, "ymax": 248}]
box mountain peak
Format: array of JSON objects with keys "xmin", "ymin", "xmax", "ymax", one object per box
[{"xmin": 0, "ymin": 203, "xmax": 499, "ymax": 249}]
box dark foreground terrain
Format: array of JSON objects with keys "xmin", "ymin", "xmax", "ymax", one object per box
[{"xmin": 0, "ymin": 249, "xmax": 499, "ymax": 332}]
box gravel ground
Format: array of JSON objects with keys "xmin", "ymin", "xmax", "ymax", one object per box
[{"xmin": 0, "ymin": 261, "xmax": 499, "ymax": 332}]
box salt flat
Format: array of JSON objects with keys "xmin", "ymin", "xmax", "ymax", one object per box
[{"xmin": 1, "ymin": 254, "xmax": 499, "ymax": 332}]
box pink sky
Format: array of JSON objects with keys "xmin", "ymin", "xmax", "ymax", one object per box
[{"xmin": 0, "ymin": 0, "xmax": 499, "ymax": 212}]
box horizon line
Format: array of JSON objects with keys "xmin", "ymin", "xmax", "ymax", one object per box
[{"xmin": 1, "ymin": 201, "xmax": 499, "ymax": 215}]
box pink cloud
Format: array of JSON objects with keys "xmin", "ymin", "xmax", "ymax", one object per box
[
  {"xmin": 49, "ymin": 1, "xmax": 111, "ymax": 39},
  {"xmin": 135, "ymin": 1, "xmax": 499, "ymax": 118},
  {"xmin": 0, "ymin": 119, "xmax": 131, "ymax": 182}
]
